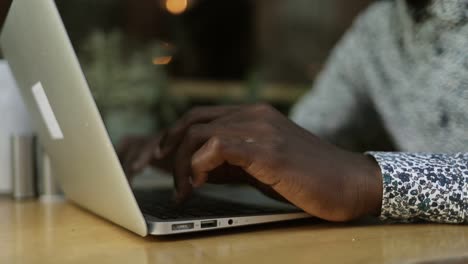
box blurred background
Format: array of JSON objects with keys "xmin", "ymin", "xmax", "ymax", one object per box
[{"xmin": 0, "ymin": 0, "xmax": 374, "ymax": 144}]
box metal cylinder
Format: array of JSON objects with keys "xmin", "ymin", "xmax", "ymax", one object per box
[
  {"xmin": 36, "ymin": 145, "xmax": 62, "ymax": 202},
  {"xmin": 11, "ymin": 135, "xmax": 36, "ymax": 199}
]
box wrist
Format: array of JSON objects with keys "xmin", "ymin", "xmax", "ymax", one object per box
[
  {"xmin": 361, "ymin": 154, "xmax": 383, "ymax": 217},
  {"xmin": 349, "ymin": 153, "xmax": 383, "ymax": 218}
]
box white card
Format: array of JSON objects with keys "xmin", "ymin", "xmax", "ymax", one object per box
[{"xmin": 31, "ymin": 82, "xmax": 64, "ymax": 140}]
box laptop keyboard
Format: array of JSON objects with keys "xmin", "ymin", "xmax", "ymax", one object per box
[{"xmin": 134, "ymin": 189, "xmax": 301, "ymax": 220}]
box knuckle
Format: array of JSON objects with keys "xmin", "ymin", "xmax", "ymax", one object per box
[{"xmin": 208, "ymin": 136, "xmax": 224, "ymax": 151}]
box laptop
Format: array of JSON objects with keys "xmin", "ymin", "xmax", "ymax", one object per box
[{"xmin": 0, "ymin": 0, "xmax": 310, "ymax": 236}]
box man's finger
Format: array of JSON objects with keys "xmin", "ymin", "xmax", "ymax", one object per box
[
  {"xmin": 191, "ymin": 136, "xmax": 255, "ymax": 188},
  {"xmin": 172, "ymin": 124, "xmax": 212, "ymax": 202},
  {"xmin": 159, "ymin": 106, "xmax": 241, "ymax": 157}
]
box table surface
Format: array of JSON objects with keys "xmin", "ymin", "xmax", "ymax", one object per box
[{"xmin": 1, "ymin": 197, "xmax": 467, "ymax": 264}]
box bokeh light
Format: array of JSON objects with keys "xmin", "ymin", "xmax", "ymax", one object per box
[
  {"xmin": 165, "ymin": 0, "xmax": 188, "ymax": 15},
  {"xmin": 152, "ymin": 56, "xmax": 173, "ymax": 65}
]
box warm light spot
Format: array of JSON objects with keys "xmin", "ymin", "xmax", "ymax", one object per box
[
  {"xmin": 166, "ymin": 0, "xmax": 188, "ymax": 15},
  {"xmin": 152, "ymin": 56, "xmax": 173, "ymax": 65}
]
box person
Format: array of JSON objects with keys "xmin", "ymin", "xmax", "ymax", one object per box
[{"xmin": 118, "ymin": 0, "xmax": 467, "ymax": 223}]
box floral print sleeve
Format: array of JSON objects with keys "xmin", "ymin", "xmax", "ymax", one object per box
[{"xmin": 367, "ymin": 152, "xmax": 468, "ymax": 224}]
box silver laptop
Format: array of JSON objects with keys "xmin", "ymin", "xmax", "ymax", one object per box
[{"xmin": 0, "ymin": 0, "xmax": 310, "ymax": 236}]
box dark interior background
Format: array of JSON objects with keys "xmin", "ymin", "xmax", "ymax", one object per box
[{"xmin": 0, "ymin": 0, "xmax": 376, "ymax": 144}]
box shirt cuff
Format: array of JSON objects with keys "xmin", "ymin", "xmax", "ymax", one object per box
[{"xmin": 366, "ymin": 152, "xmax": 466, "ymax": 223}]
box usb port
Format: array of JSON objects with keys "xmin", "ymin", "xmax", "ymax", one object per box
[
  {"xmin": 172, "ymin": 223, "xmax": 194, "ymax": 231},
  {"xmin": 200, "ymin": 220, "xmax": 217, "ymax": 229}
]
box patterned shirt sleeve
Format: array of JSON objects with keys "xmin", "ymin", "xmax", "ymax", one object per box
[{"xmin": 367, "ymin": 152, "xmax": 468, "ymax": 224}]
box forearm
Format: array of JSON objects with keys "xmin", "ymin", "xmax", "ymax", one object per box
[{"xmin": 367, "ymin": 152, "xmax": 468, "ymax": 223}]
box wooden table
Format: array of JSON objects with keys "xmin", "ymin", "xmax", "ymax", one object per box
[{"xmin": 1, "ymin": 197, "xmax": 467, "ymax": 264}]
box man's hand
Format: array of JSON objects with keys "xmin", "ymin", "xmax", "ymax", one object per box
[{"xmin": 118, "ymin": 104, "xmax": 383, "ymax": 222}]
